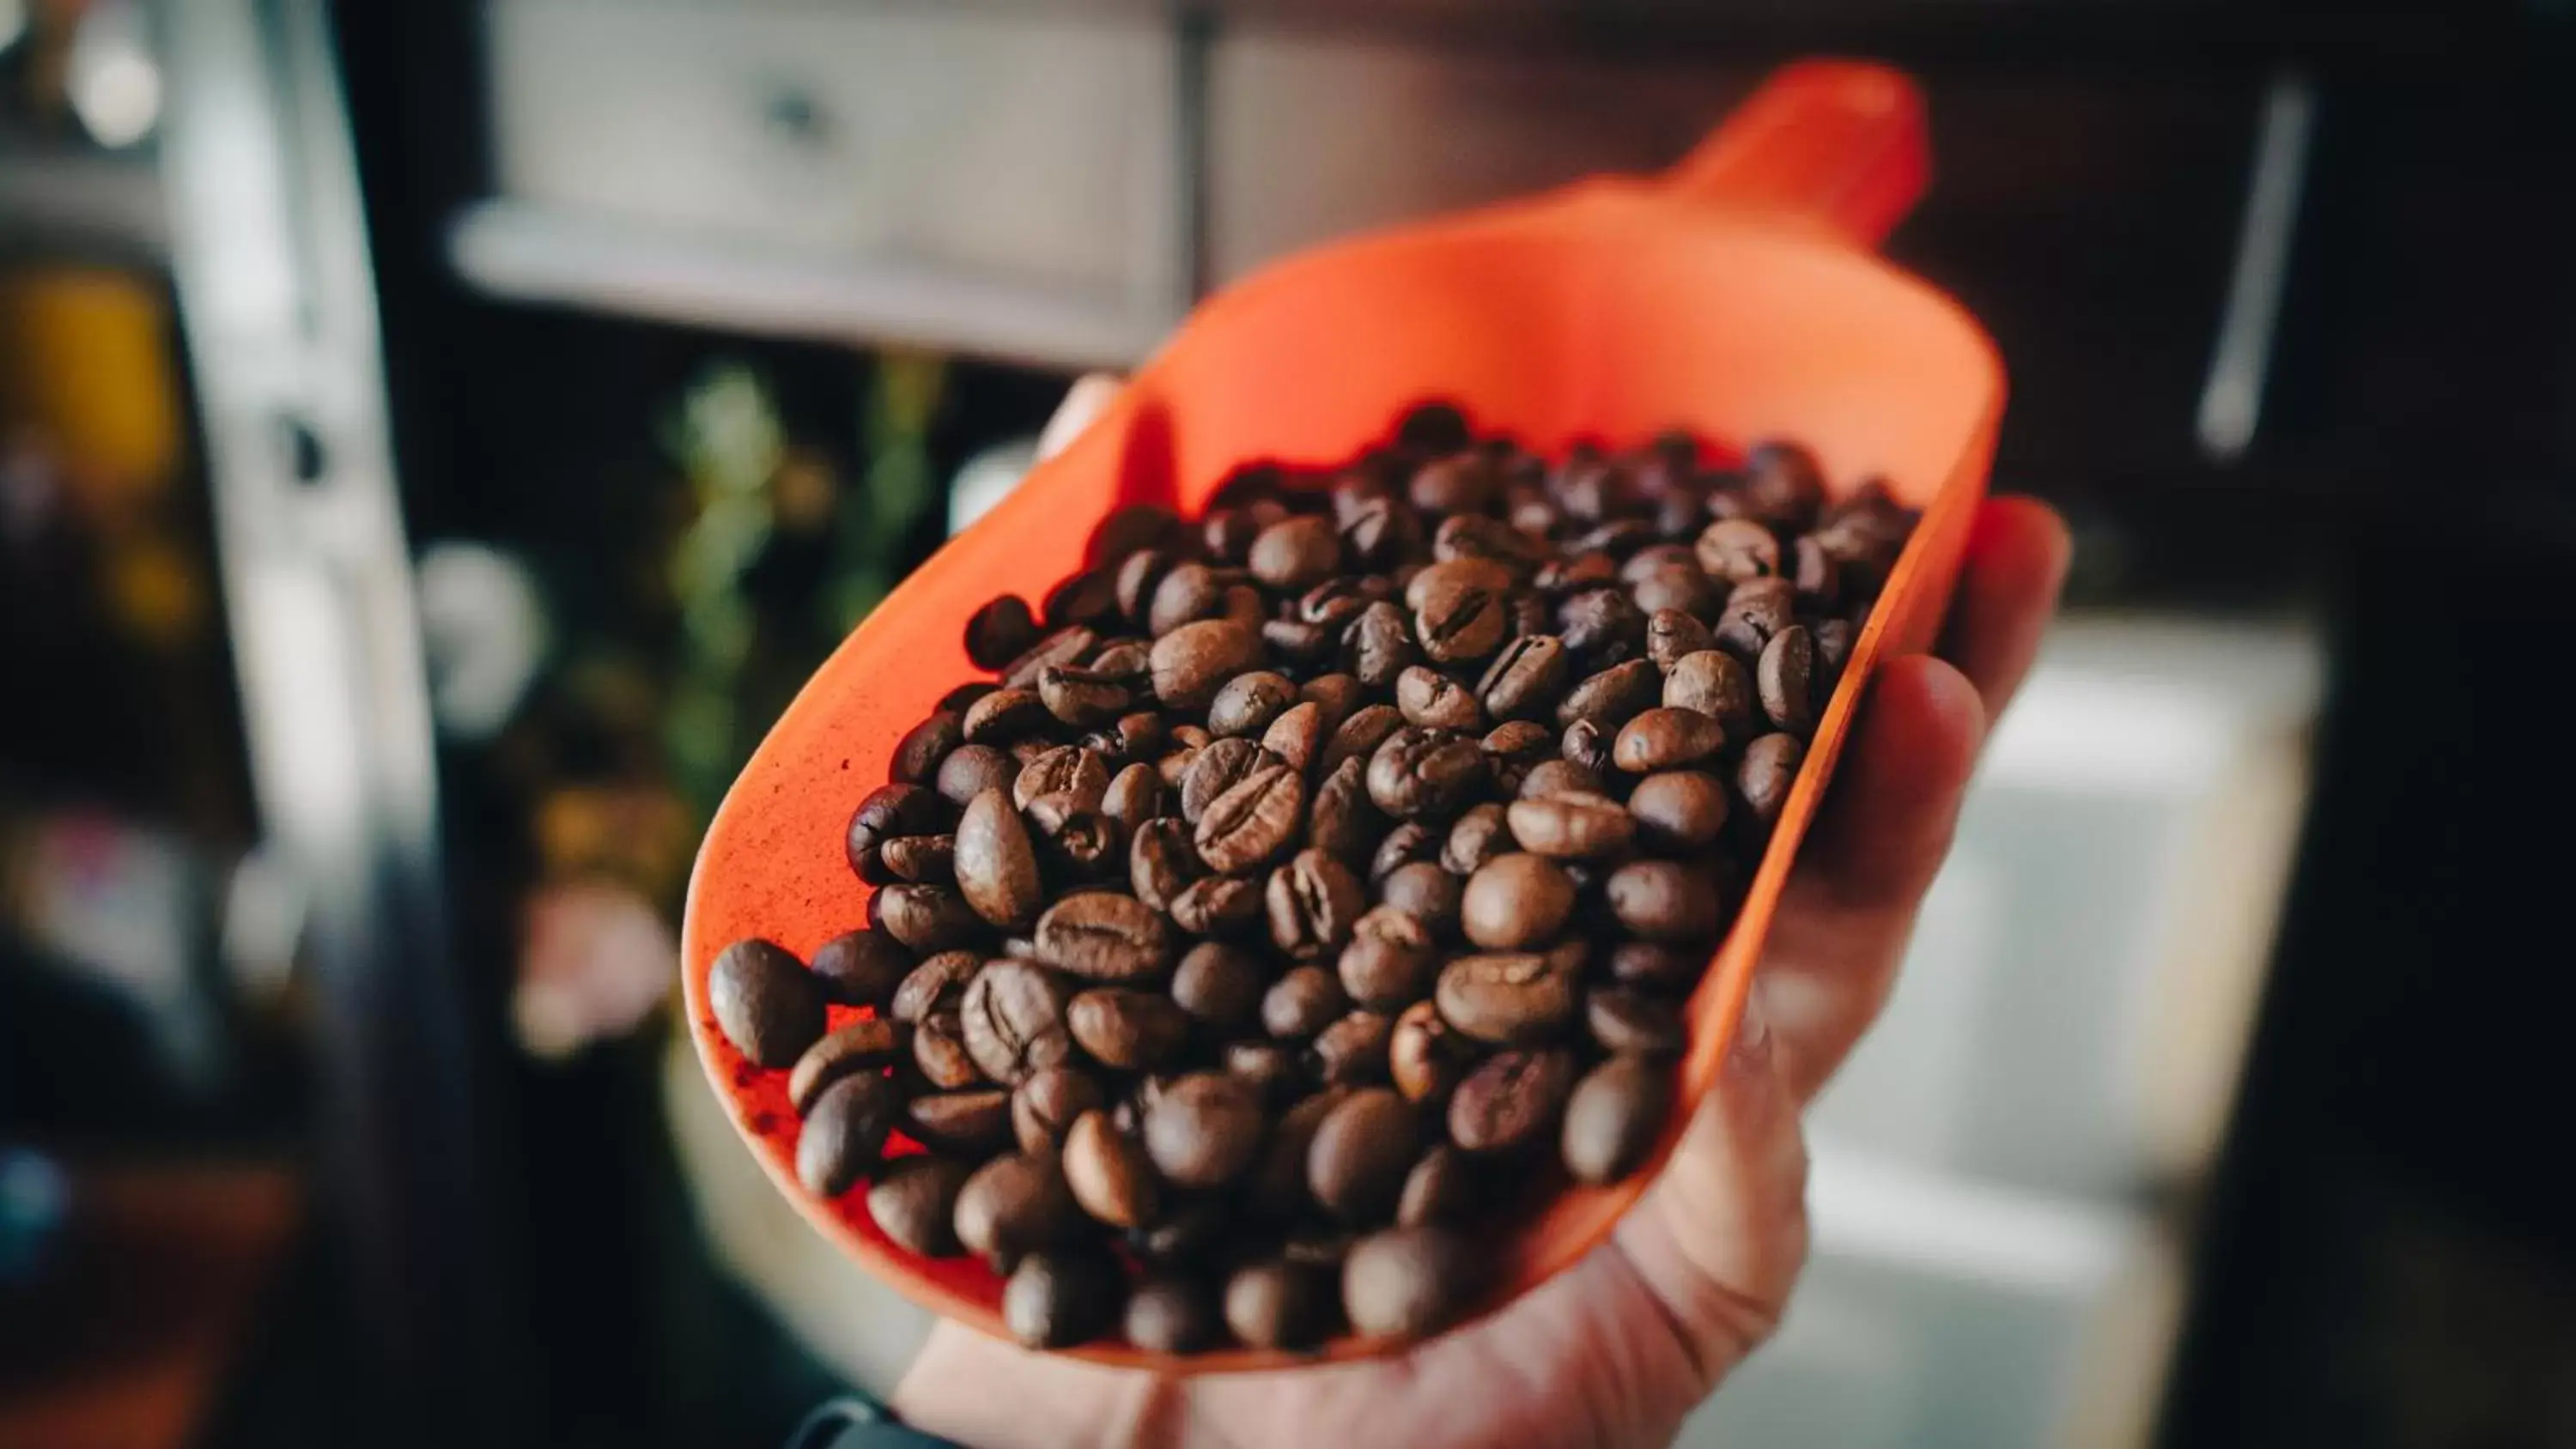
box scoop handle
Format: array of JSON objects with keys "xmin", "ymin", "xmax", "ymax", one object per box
[{"xmin": 1661, "ymin": 60, "xmax": 1929, "ymax": 249}]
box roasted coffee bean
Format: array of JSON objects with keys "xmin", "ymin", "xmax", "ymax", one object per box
[
  {"xmin": 963, "ymin": 688, "xmax": 1051, "ymax": 743},
  {"xmin": 1067, "ymin": 988, "xmax": 1190, "ymax": 1070},
  {"xmin": 1307, "ymin": 756, "xmax": 1383, "ymax": 863},
  {"xmin": 1148, "ymin": 561, "xmax": 1224, "ymax": 637},
  {"xmin": 1663, "ymin": 649, "xmax": 1758, "ymax": 738},
  {"xmin": 1203, "ymin": 507, "xmax": 1261, "ymax": 564},
  {"xmin": 1195, "ymin": 764, "xmax": 1307, "ymax": 875},
  {"xmin": 1461, "ymin": 853, "xmax": 1577, "ymax": 950},
  {"xmin": 879, "ymin": 834, "xmax": 956, "ymax": 884},
  {"xmin": 1587, "ymin": 988, "xmax": 1687, "ymax": 1055},
  {"xmin": 1613, "ymin": 706, "xmax": 1726, "ymax": 773},
  {"xmin": 1378, "ymin": 861, "xmax": 1462, "ymax": 938},
  {"xmin": 1267, "ymin": 849, "xmax": 1365, "ymax": 961},
  {"xmin": 1555, "ymin": 659, "xmax": 1662, "ymax": 731},
  {"xmin": 893, "ymin": 711, "xmax": 964, "ymax": 785},
  {"xmin": 796, "ymin": 1074, "xmax": 897, "ymax": 1197},
  {"xmin": 955, "ymin": 789, "xmax": 1044, "ymax": 930},
  {"xmin": 1128, "ymin": 816, "xmax": 1200, "ymax": 912},
  {"xmin": 1025, "ymin": 793, "xmax": 1121, "ymax": 877},
  {"xmin": 1005, "ymin": 1250, "xmax": 1122, "ymax": 1348},
  {"xmin": 940, "ymin": 681, "xmax": 999, "ymax": 714},
  {"xmin": 961, "ymin": 959, "xmax": 1075, "ymax": 1085},
  {"xmin": 1506, "ymin": 792, "xmax": 1637, "ymax": 859},
  {"xmin": 1693, "ymin": 518, "xmax": 1781, "ymax": 584},
  {"xmin": 1101, "ymin": 761, "xmax": 1164, "ymax": 828},
  {"xmin": 1125, "ymin": 1276, "xmax": 1224, "ymax": 1355},
  {"xmin": 809, "ymin": 928, "xmax": 909, "ymax": 1008},
  {"xmin": 1225, "ymin": 1259, "xmax": 1338, "ymax": 1349},
  {"xmin": 1558, "ymin": 588, "xmax": 1646, "ymax": 663},
  {"xmin": 1063, "ymin": 1109, "xmax": 1162, "ymax": 1228},
  {"xmin": 846, "ymin": 783, "xmax": 944, "ymax": 884},
  {"xmin": 966, "ymin": 595, "xmax": 1042, "ymax": 669},
  {"xmin": 1790, "ymin": 533, "xmax": 1840, "ymax": 602},
  {"xmin": 1341, "ymin": 496, "xmax": 1419, "ymax": 568},
  {"xmin": 1564, "ymin": 1054, "xmax": 1672, "ymax": 1185},
  {"xmin": 936, "ymin": 744, "xmax": 1020, "ymax": 808},
  {"xmin": 1248, "ymin": 1086, "xmax": 1349, "ymax": 1221},
  {"xmin": 1263, "ymin": 966, "xmax": 1351, "ymax": 1040},
  {"xmin": 1037, "ymin": 665, "xmax": 1131, "ymax": 727},
  {"xmin": 1344, "ymin": 1227, "xmax": 1478, "ymax": 1340},
  {"xmin": 1365, "ymin": 727, "xmax": 1485, "ymax": 821},
  {"xmin": 907, "ymin": 1088, "xmax": 1014, "ymax": 1155},
  {"xmin": 1607, "ymin": 940, "xmax": 1702, "ymax": 993},
  {"xmin": 1170, "ymin": 942, "xmax": 1263, "ymax": 1030},
  {"xmin": 1169, "ymin": 875, "xmax": 1264, "ymax": 937},
  {"xmin": 1090, "ymin": 501, "xmax": 1186, "ymax": 566},
  {"xmin": 1179, "ymin": 737, "xmax": 1271, "ymax": 825},
  {"xmin": 1814, "ymin": 617, "xmax": 1855, "ymax": 686},
  {"xmin": 1013, "ymin": 745, "xmax": 1110, "ymax": 813},
  {"xmin": 1339, "ymin": 907, "xmax": 1437, "ymax": 1009},
  {"xmin": 892, "ymin": 949, "xmax": 979, "ymax": 1023},
  {"xmin": 1261, "ymin": 700, "xmax": 1327, "ymax": 773},
  {"xmin": 1737, "ymin": 731, "xmax": 1804, "ymax": 831},
  {"xmin": 1322, "ymin": 703, "xmax": 1407, "ymax": 774},
  {"xmin": 1626, "ymin": 770, "xmax": 1730, "ymax": 850},
  {"xmin": 1449, "ymin": 1048, "xmax": 1577, "ymax": 1154},
  {"xmin": 1313, "ymin": 1009, "xmax": 1395, "ymax": 1087},
  {"xmin": 709, "ymin": 938, "xmax": 825, "ymax": 1068},
  {"xmin": 1433, "ymin": 512, "xmax": 1546, "ymax": 576},
  {"xmin": 1298, "ymin": 579, "xmax": 1375, "ymax": 632},
  {"xmin": 1009, "ymin": 738, "xmax": 1053, "ymax": 767},
  {"xmin": 1308, "ymin": 1088, "xmax": 1418, "ymax": 1224},
  {"xmin": 1436, "ymin": 951, "xmax": 1579, "ymax": 1045},
  {"xmin": 1387, "ymin": 668, "xmax": 1474, "ymax": 734},
  {"xmin": 1012, "ymin": 1064, "xmax": 1105, "ymax": 1155},
  {"xmin": 1033, "ymin": 891, "xmax": 1174, "ymax": 982},
  {"xmin": 1396, "ymin": 1146, "xmax": 1479, "ymax": 1228},
  {"xmin": 1481, "ymin": 718, "xmax": 1556, "ymax": 775},
  {"xmin": 1516, "ymin": 759, "xmax": 1603, "ymax": 801},
  {"xmin": 1741, "ymin": 440, "xmax": 1826, "ymax": 529},
  {"xmin": 1388, "ymin": 1000, "xmax": 1467, "ymax": 1105},
  {"xmin": 1439, "ymin": 803, "xmax": 1512, "ymax": 876},
  {"xmin": 1226, "ymin": 1040, "xmax": 1308, "ymax": 1105},
  {"xmin": 1408, "ymin": 452, "xmax": 1497, "ymax": 515},
  {"xmin": 1151, "ymin": 620, "xmax": 1263, "ymax": 710},
  {"xmin": 1605, "ymin": 858, "xmax": 1725, "ymax": 942},
  {"xmin": 1249, "ymin": 514, "xmax": 1344, "ymax": 590},
  {"xmin": 1715, "ymin": 577, "xmax": 1795, "ymax": 660},
  {"xmin": 871, "ymin": 885, "xmax": 985, "ymax": 953},
  {"xmin": 955, "ymin": 1151, "xmax": 1076, "ymax": 1269},
  {"xmin": 1002, "ymin": 627, "xmax": 1097, "ymax": 690},
  {"xmin": 1143, "ymin": 1071, "xmax": 1267, "ymax": 1189},
  {"xmin": 1208, "ymin": 670, "xmax": 1300, "ymax": 738},
  {"xmin": 1630, "ymin": 563, "xmax": 1721, "ymax": 620},
  {"xmin": 1370, "ymin": 821, "xmax": 1437, "ymax": 882},
  {"xmin": 913, "ymin": 1010, "xmax": 982, "ymax": 1089},
  {"xmin": 1758, "ymin": 623, "xmax": 1819, "ymax": 735},
  {"xmin": 1646, "ymin": 609, "xmax": 1718, "ymax": 673},
  {"xmin": 869, "ymin": 1157, "xmax": 969, "ymax": 1257},
  {"xmin": 1114, "ymin": 547, "xmax": 1172, "ymax": 624},
  {"xmin": 788, "ymin": 1018, "xmax": 909, "ymax": 1113},
  {"xmin": 1413, "ymin": 568, "xmax": 1510, "ymax": 664},
  {"xmin": 1345, "ymin": 602, "xmax": 1419, "ymax": 688},
  {"xmin": 1560, "ymin": 718, "xmax": 1616, "ymax": 776},
  {"xmin": 1043, "ymin": 567, "xmax": 1121, "ymax": 631}
]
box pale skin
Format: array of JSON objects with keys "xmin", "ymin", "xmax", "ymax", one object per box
[{"xmin": 898, "ymin": 381, "xmax": 2073, "ymax": 1449}]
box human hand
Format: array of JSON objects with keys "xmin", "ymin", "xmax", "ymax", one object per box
[{"xmin": 891, "ymin": 380, "xmax": 2071, "ymax": 1449}]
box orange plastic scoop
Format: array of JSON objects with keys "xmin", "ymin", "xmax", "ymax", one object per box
[{"xmin": 682, "ymin": 59, "xmax": 2002, "ymax": 1372}]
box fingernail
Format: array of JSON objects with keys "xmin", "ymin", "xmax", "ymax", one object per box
[{"xmin": 1724, "ymin": 983, "xmax": 1772, "ymax": 1080}]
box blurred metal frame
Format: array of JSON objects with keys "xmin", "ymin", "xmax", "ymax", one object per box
[{"xmin": 151, "ymin": 0, "xmax": 525, "ymax": 1439}]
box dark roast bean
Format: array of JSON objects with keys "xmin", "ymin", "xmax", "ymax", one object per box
[
  {"xmin": 1461, "ymin": 853, "xmax": 1577, "ymax": 950},
  {"xmin": 1012, "ymin": 1064, "xmax": 1105, "ymax": 1155},
  {"xmin": 1024, "ymin": 889, "xmax": 1172, "ymax": 982},
  {"xmin": 1693, "ymin": 518, "xmax": 1780, "ymax": 584},
  {"xmin": 879, "ymin": 834, "xmax": 956, "ymax": 883},
  {"xmin": 1563, "ymin": 1054, "xmax": 1672, "ymax": 1185},
  {"xmin": 1203, "ymin": 507, "xmax": 1261, "ymax": 564},
  {"xmin": 936, "ymin": 744, "xmax": 1020, "ymax": 808},
  {"xmin": 893, "ymin": 711, "xmax": 964, "ymax": 785},
  {"xmin": 1169, "ymin": 875, "xmax": 1264, "ymax": 937},
  {"xmin": 1300, "ymin": 672, "xmax": 1364, "ymax": 731},
  {"xmin": 1263, "ymin": 966, "xmax": 1351, "ymax": 1040},
  {"xmin": 1126, "ymin": 1276, "xmax": 1224, "ymax": 1355},
  {"xmin": 871, "ymin": 884, "xmax": 985, "ymax": 953},
  {"xmin": 1194, "ymin": 764, "xmax": 1307, "ymax": 875},
  {"xmin": 1737, "ymin": 732, "xmax": 1804, "ymax": 832},
  {"xmin": 1114, "ymin": 547, "xmax": 1172, "ymax": 624},
  {"xmin": 1505, "ymin": 792, "xmax": 1637, "ymax": 859},
  {"xmin": 1143, "ymin": 1072, "xmax": 1267, "ymax": 1189},
  {"xmin": 869, "ymin": 1157, "xmax": 969, "ymax": 1257},
  {"xmin": 1627, "ymin": 770, "xmax": 1731, "ymax": 849},
  {"xmin": 963, "ymin": 687, "xmax": 1052, "ymax": 743},
  {"xmin": 1379, "ymin": 862, "xmax": 1462, "ymax": 940},
  {"xmin": 1005, "ymin": 1250, "xmax": 1122, "ymax": 1348},
  {"xmin": 1613, "ymin": 706, "xmax": 1727, "ymax": 773},
  {"xmin": 1267, "ymin": 848, "xmax": 1365, "ymax": 961},
  {"xmin": 955, "ymin": 1151, "xmax": 1076, "ymax": 1269},
  {"xmin": 1388, "ymin": 1000, "xmax": 1467, "ymax": 1106},
  {"xmin": 956, "ymin": 788, "xmax": 1043, "ymax": 930},
  {"xmin": 1814, "ymin": 617, "xmax": 1855, "ymax": 688},
  {"xmin": 1248, "ymin": 1086, "xmax": 1349, "ymax": 1222},
  {"xmin": 965, "ymin": 595, "xmax": 1042, "ymax": 669},
  {"xmin": 1063, "ymin": 1109, "xmax": 1161, "ymax": 1228},
  {"xmin": 1475, "ymin": 634, "xmax": 1570, "ymax": 723},
  {"xmin": 1791, "ymin": 533, "xmax": 1841, "ymax": 602},
  {"xmin": 1024, "ymin": 793, "xmax": 1121, "ymax": 878},
  {"xmin": 846, "ymin": 783, "xmax": 943, "ymax": 884},
  {"xmin": 1344, "ymin": 1227, "xmax": 1479, "ymax": 1340},
  {"xmin": 1370, "ymin": 820, "xmax": 1438, "ymax": 882},
  {"xmin": 788, "ymin": 1018, "xmax": 909, "ymax": 1113},
  {"xmin": 1067, "ymin": 988, "xmax": 1190, "ymax": 1070},
  {"xmin": 1516, "ymin": 759, "xmax": 1603, "ymax": 801},
  {"xmin": 1043, "ymin": 567, "xmax": 1121, "ymax": 631},
  {"xmin": 1101, "ymin": 761, "xmax": 1164, "ymax": 828},
  {"xmin": 1396, "ymin": 1146, "xmax": 1479, "ymax": 1228},
  {"xmin": 913, "ymin": 1010, "xmax": 982, "ymax": 1089},
  {"xmin": 1395, "ymin": 667, "xmax": 1483, "ymax": 733},
  {"xmin": 1322, "ymin": 703, "xmax": 1407, "ymax": 773},
  {"xmin": 1001, "ymin": 627, "xmax": 1097, "ymax": 690},
  {"xmin": 1346, "ymin": 600, "xmax": 1424, "ymax": 691},
  {"xmin": 1308, "ymin": 1088, "xmax": 1418, "ymax": 1224},
  {"xmin": 1308, "ymin": 756, "xmax": 1384, "ymax": 864},
  {"xmin": 907, "ymin": 1088, "xmax": 1014, "ymax": 1155},
  {"xmin": 1249, "ymin": 514, "xmax": 1344, "ymax": 590},
  {"xmin": 1558, "ymin": 588, "xmax": 1646, "ymax": 663},
  {"xmin": 1555, "ymin": 659, "xmax": 1662, "ymax": 731},
  {"xmin": 1129, "ymin": 816, "xmax": 1200, "ymax": 912},
  {"xmin": 1365, "ymin": 728, "xmax": 1485, "ymax": 821},
  {"xmin": 1261, "ymin": 700, "xmax": 1327, "ymax": 773},
  {"xmin": 1012, "ymin": 745, "xmax": 1110, "ymax": 812},
  {"xmin": 939, "ymin": 681, "xmax": 999, "ymax": 714},
  {"xmin": 1413, "ymin": 568, "xmax": 1510, "ymax": 664},
  {"xmin": 1148, "ymin": 561, "xmax": 1224, "ymax": 637},
  {"xmin": 1179, "ymin": 737, "xmax": 1270, "ymax": 823},
  {"xmin": 1436, "ymin": 950, "xmax": 1580, "ymax": 1045},
  {"xmin": 1037, "ymin": 665, "xmax": 1132, "ymax": 727},
  {"xmin": 1758, "ymin": 623, "xmax": 1819, "ymax": 735},
  {"xmin": 1171, "ymin": 942, "xmax": 1265, "ymax": 1030},
  {"xmin": 1560, "ymin": 718, "xmax": 1616, "ymax": 776},
  {"xmin": 1587, "ymin": 989, "xmax": 1688, "ymax": 1055},
  {"xmin": 1408, "ymin": 452, "xmax": 1497, "ymax": 514},
  {"xmin": 709, "ymin": 938, "xmax": 825, "ymax": 1068},
  {"xmin": 1605, "ymin": 858, "xmax": 1725, "ymax": 942},
  {"xmin": 809, "ymin": 928, "xmax": 910, "ymax": 1008},
  {"xmin": 1433, "ymin": 512, "xmax": 1546, "ymax": 576},
  {"xmin": 1339, "ymin": 907, "xmax": 1437, "ymax": 1009},
  {"xmin": 1440, "ymin": 803, "xmax": 1512, "ymax": 876},
  {"xmin": 961, "ymin": 959, "xmax": 1074, "ymax": 1085},
  {"xmin": 1715, "ymin": 578, "xmax": 1795, "ymax": 660},
  {"xmin": 1226, "ymin": 1040, "xmax": 1309, "ymax": 1105},
  {"xmin": 1151, "ymin": 620, "xmax": 1263, "ymax": 710},
  {"xmin": 796, "ymin": 1074, "xmax": 896, "ymax": 1197},
  {"xmin": 1663, "ymin": 649, "xmax": 1759, "ymax": 738},
  {"xmin": 891, "ymin": 949, "xmax": 980, "ymax": 1023},
  {"xmin": 1225, "ymin": 1260, "xmax": 1339, "ymax": 1350},
  {"xmin": 1208, "ymin": 670, "xmax": 1300, "ymax": 738},
  {"xmin": 1607, "ymin": 940, "xmax": 1704, "ymax": 993},
  {"xmin": 1647, "ymin": 609, "xmax": 1717, "ymax": 673},
  {"xmin": 1630, "ymin": 564, "xmax": 1721, "ymax": 620},
  {"xmin": 1313, "ymin": 1009, "xmax": 1395, "ymax": 1087},
  {"xmin": 1741, "ymin": 440, "xmax": 1826, "ymax": 529},
  {"xmin": 1449, "ymin": 1048, "xmax": 1577, "ymax": 1154}
]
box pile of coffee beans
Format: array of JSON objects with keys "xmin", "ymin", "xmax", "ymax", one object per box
[{"xmin": 708, "ymin": 405, "xmax": 1914, "ymax": 1355}]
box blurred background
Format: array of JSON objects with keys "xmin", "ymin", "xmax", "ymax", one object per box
[{"xmin": 3, "ymin": 1, "xmax": 2573, "ymax": 1446}]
